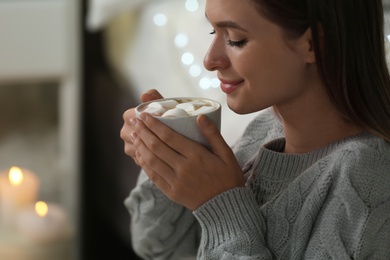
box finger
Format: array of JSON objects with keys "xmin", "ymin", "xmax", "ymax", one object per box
[
  {"xmin": 120, "ymin": 129, "xmax": 139, "ymax": 164},
  {"xmin": 197, "ymin": 114, "xmax": 235, "ymax": 161},
  {"xmin": 120, "ymin": 118, "xmax": 134, "ymax": 142},
  {"xmin": 135, "ymin": 150, "xmax": 172, "ymax": 193},
  {"xmin": 120, "ymin": 109, "xmax": 136, "ymax": 143},
  {"xmin": 139, "ymin": 113, "xmax": 205, "ymax": 158},
  {"xmin": 140, "ymin": 89, "xmax": 164, "ymax": 102},
  {"xmin": 122, "ymin": 108, "xmax": 135, "ymax": 121},
  {"xmin": 120, "ymin": 132, "xmax": 134, "ymax": 158},
  {"xmin": 122, "ymin": 109, "xmax": 136, "ymax": 134},
  {"xmin": 135, "ymin": 136, "xmax": 175, "ymax": 181},
  {"xmin": 120, "ymin": 114, "xmax": 136, "ymax": 148},
  {"xmin": 124, "ymin": 140, "xmax": 137, "ymax": 157},
  {"xmin": 132, "ymin": 117, "xmax": 182, "ymax": 182}
]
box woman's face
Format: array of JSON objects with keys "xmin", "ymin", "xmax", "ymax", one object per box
[{"xmin": 204, "ymin": 0, "xmax": 318, "ymax": 114}]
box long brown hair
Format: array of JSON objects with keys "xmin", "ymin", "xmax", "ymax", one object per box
[{"xmin": 253, "ymin": 0, "xmax": 390, "ymax": 141}]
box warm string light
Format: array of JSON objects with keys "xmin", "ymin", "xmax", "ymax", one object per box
[{"xmin": 152, "ymin": 0, "xmax": 220, "ymax": 91}]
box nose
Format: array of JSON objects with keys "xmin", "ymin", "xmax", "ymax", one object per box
[{"xmin": 203, "ymin": 38, "xmax": 229, "ymax": 71}]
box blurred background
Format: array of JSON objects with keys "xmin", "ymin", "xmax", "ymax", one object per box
[{"xmin": 0, "ymin": 0, "xmax": 388, "ymax": 259}]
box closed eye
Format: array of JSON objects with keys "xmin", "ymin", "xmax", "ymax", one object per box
[
  {"xmin": 210, "ymin": 29, "xmax": 247, "ymax": 48},
  {"xmin": 227, "ymin": 39, "xmax": 248, "ymax": 48}
]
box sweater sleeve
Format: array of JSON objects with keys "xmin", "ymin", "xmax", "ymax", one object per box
[
  {"xmin": 124, "ymin": 170, "xmax": 200, "ymax": 260},
  {"xmin": 193, "ymin": 187, "xmax": 274, "ymax": 259}
]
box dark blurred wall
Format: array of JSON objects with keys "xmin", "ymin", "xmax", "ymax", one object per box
[{"xmin": 81, "ymin": 1, "xmax": 142, "ymax": 259}]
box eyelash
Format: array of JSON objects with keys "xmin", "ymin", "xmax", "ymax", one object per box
[
  {"xmin": 209, "ymin": 29, "xmax": 248, "ymax": 48},
  {"xmin": 227, "ymin": 39, "xmax": 248, "ymax": 48}
]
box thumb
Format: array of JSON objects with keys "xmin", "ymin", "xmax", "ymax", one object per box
[
  {"xmin": 140, "ymin": 89, "xmax": 164, "ymax": 102},
  {"xmin": 197, "ymin": 115, "xmax": 234, "ymax": 160}
]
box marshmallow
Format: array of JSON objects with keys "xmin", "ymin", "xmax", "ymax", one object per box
[
  {"xmin": 143, "ymin": 106, "xmax": 167, "ymax": 116},
  {"xmin": 148, "ymin": 100, "xmax": 179, "ymax": 109},
  {"xmin": 141, "ymin": 99, "xmax": 217, "ymax": 118},
  {"xmin": 161, "ymin": 108, "xmax": 189, "ymax": 117},
  {"xmin": 176, "ymin": 102, "xmax": 197, "ymax": 112},
  {"xmin": 190, "ymin": 105, "xmax": 215, "ymax": 115},
  {"xmin": 176, "ymin": 101, "xmax": 208, "ymax": 112}
]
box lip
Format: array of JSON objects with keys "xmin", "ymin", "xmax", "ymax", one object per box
[{"xmin": 219, "ymin": 78, "xmax": 244, "ymax": 94}]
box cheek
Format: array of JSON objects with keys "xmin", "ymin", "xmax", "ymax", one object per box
[
  {"xmin": 242, "ymin": 53, "xmax": 308, "ymax": 110},
  {"xmin": 246, "ymin": 49, "xmax": 304, "ymax": 91}
]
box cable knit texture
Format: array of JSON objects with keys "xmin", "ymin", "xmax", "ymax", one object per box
[{"xmin": 124, "ymin": 108, "xmax": 390, "ymax": 259}]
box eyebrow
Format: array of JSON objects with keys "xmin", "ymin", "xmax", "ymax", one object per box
[{"xmin": 205, "ymin": 13, "xmax": 248, "ymax": 32}]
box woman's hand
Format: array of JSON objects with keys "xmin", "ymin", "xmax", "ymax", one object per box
[
  {"xmin": 130, "ymin": 112, "xmax": 245, "ymax": 210},
  {"xmin": 120, "ymin": 89, "xmax": 163, "ymax": 165}
]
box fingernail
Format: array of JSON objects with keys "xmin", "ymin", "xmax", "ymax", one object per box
[
  {"xmin": 131, "ymin": 132, "xmax": 137, "ymax": 140},
  {"xmin": 130, "ymin": 117, "xmax": 138, "ymax": 126},
  {"xmin": 140, "ymin": 112, "xmax": 147, "ymax": 121},
  {"xmin": 199, "ymin": 115, "xmax": 210, "ymax": 126}
]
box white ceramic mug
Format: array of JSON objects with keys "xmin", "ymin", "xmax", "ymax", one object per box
[{"xmin": 135, "ymin": 97, "xmax": 221, "ymax": 148}]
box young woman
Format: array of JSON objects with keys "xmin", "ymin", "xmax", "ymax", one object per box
[{"xmin": 120, "ymin": 0, "xmax": 390, "ymax": 259}]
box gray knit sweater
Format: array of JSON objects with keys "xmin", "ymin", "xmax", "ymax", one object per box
[{"xmin": 124, "ymin": 109, "xmax": 390, "ymax": 260}]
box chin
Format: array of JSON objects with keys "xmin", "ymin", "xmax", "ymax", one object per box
[
  {"xmin": 227, "ymin": 100, "xmax": 271, "ymax": 115},
  {"xmin": 227, "ymin": 102, "xmax": 251, "ymax": 115}
]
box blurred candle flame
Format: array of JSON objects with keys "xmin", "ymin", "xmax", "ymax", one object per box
[
  {"xmin": 35, "ymin": 201, "xmax": 48, "ymax": 217},
  {"xmin": 8, "ymin": 166, "xmax": 23, "ymax": 186}
]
